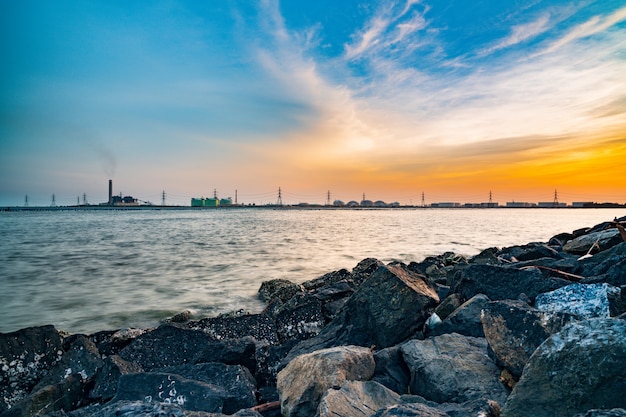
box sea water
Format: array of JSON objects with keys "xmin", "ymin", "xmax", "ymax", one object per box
[{"xmin": 0, "ymin": 208, "xmax": 622, "ymax": 334}]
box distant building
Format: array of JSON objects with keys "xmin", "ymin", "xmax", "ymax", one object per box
[
  {"xmin": 431, "ymin": 202, "xmax": 460, "ymax": 208},
  {"xmin": 572, "ymin": 202, "xmax": 594, "ymax": 208},
  {"xmin": 506, "ymin": 202, "xmax": 535, "ymax": 208},
  {"xmin": 538, "ymin": 202, "xmax": 567, "ymax": 208},
  {"xmin": 360, "ymin": 199, "xmax": 374, "ymax": 207},
  {"xmin": 346, "ymin": 201, "xmax": 359, "ymax": 207},
  {"xmin": 333, "ymin": 200, "xmax": 345, "ymax": 206},
  {"xmin": 374, "ymin": 200, "xmax": 387, "ymax": 207}
]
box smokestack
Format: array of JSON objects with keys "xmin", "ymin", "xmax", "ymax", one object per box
[{"xmin": 108, "ymin": 179, "xmax": 113, "ymax": 205}]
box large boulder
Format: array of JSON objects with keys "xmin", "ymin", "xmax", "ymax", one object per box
[
  {"xmin": 0, "ymin": 325, "xmax": 63, "ymax": 413},
  {"xmin": 154, "ymin": 363, "xmax": 257, "ymax": 414},
  {"xmin": 89, "ymin": 355, "xmax": 143, "ymax": 401},
  {"xmin": 372, "ymin": 345, "xmax": 411, "ymax": 395},
  {"xmin": 501, "ymin": 318, "xmax": 626, "ymax": 417},
  {"xmin": 371, "ymin": 402, "xmax": 450, "ymax": 417},
  {"xmin": 563, "ymin": 228, "xmax": 622, "ymax": 255},
  {"xmin": 480, "ymin": 300, "xmax": 576, "ymax": 378},
  {"xmin": 187, "ymin": 312, "xmax": 279, "ymax": 345},
  {"xmin": 318, "ymin": 381, "xmax": 400, "ymax": 417},
  {"xmin": 285, "ymin": 265, "xmax": 439, "ymax": 360},
  {"xmin": 192, "ymin": 335, "xmax": 257, "ymax": 373},
  {"xmin": 400, "ymin": 333, "xmax": 508, "ymax": 404},
  {"xmin": 453, "ymin": 264, "xmax": 569, "ymax": 302},
  {"xmin": 258, "ymin": 279, "xmax": 302, "ymax": 304},
  {"xmin": 535, "ymin": 283, "xmax": 621, "ymax": 319},
  {"xmin": 277, "ymin": 345, "xmax": 375, "ymax": 417}
]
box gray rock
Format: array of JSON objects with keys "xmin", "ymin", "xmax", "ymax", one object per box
[
  {"xmin": 400, "ymin": 333, "xmax": 508, "ymax": 404},
  {"xmin": 572, "ymin": 410, "xmax": 626, "ymax": 417},
  {"xmin": 434, "ymin": 294, "xmax": 462, "ymax": 320},
  {"xmin": 498, "ymin": 243, "xmax": 562, "ymax": 262},
  {"xmin": 271, "ymin": 293, "xmax": 325, "ymax": 343},
  {"xmin": 371, "ymin": 403, "xmax": 450, "ymax": 417},
  {"xmin": 535, "ymin": 283, "xmax": 621, "ymax": 319},
  {"xmin": 372, "ymin": 345, "xmax": 411, "ymax": 395},
  {"xmin": 430, "ymin": 294, "xmax": 490, "ymax": 338},
  {"xmin": 480, "ymin": 300, "xmax": 576, "ymax": 378},
  {"xmin": 113, "ymin": 372, "xmax": 226, "ymax": 413},
  {"xmin": 563, "ymin": 228, "xmax": 622, "ymax": 255},
  {"xmin": 258, "ymin": 279, "xmax": 302, "ymax": 304},
  {"xmin": 302, "ymin": 269, "xmax": 354, "ymax": 291},
  {"xmin": 501, "ymin": 318, "xmax": 626, "ymax": 417},
  {"xmin": 192, "ymin": 336, "xmax": 257, "ymax": 373},
  {"xmin": 187, "ymin": 313, "xmax": 279, "ymax": 345},
  {"xmin": 0, "ymin": 325, "xmax": 63, "ymax": 413},
  {"xmin": 453, "ymin": 264, "xmax": 569, "ymax": 302},
  {"xmin": 277, "ymin": 345, "xmax": 375, "ymax": 417},
  {"xmin": 154, "ymin": 363, "xmax": 257, "ymax": 414},
  {"xmin": 90, "ymin": 354, "xmax": 143, "ymax": 401},
  {"xmin": 318, "ymin": 381, "xmax": 400, "ymax": 417}
]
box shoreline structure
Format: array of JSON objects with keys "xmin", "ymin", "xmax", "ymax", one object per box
[{"xmin": 1, "ymin": 217, "xmax": 625, "ymax": 416}]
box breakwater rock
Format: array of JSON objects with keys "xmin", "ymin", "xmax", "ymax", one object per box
[{"xmin": 2, "ymin": 218, "xmax": 626, "ymax": 417}]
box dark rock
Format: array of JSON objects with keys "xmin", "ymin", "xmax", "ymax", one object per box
[
  {"xmin": 0, "ymin": 325, "xmax": 63, "ymax": 413},
  {"xmin": 302, "ymin": 269, "xmax": 354, "ymax": 291},
  {"xmin": 372, "ymin": 402, "xmax": 450, "ymax": 417},
  {"xmin": 166, "ymin": 310, "xmax": 193, "ymax": 324},
  {"xmin": 318, "ymin": 380, "xmax": 400, "ymax": 417},
  {"xmin": 310, "ymin": 280, "xmax": 356, "ymax": 322},
  {"xmin": 501, "ymin": 318, "xmax": 626, "ymax": 417},
  {"xmin": 1, "ymin": 374, "xmax": 87, "ymax": 417},
  {"xmin": 498, "ymin": 242, "xmax": 562, "ymax": 262},
  {"xmin": 285, "ymin": 265, "xmax": 439, "ymax": 360},
  {"xmin": 118, "ymin": 325, "xmax": 214, "ymax": 371},
  {"xmin": 33, "ymin": 335, "xmax": 103, "ymax": 392},
  {"xmin": 434, "ymin": 294, "xmax": 462, "ymax": 320},
  {"xmin": 154, "ymin": 363, "xmax": 257, "ymax": 414},
  {"xmin": 572, "ymin": 410, "xmax": 626, "ymax": 417},
  {"xmin": 277, "ymin": 345, "xmax": 375, "ymax": 417},
  {"xmin": 372, "ymin": 345, "xmax": 411, "ymax": 395},
  {"xmin": 535, "ymin": 283, "xmax": 621, "ymax": 319},
  {"xmin": 480, "ymin": 300, "xmax": 576, "ymax": 378},
  {"xmin": 270, "ymin": 293, "xmax": 325, "ymax": 343},
  {"xmin": 91, "ymin": 328, "xmax": 147, "ymax": 358},
  {"xmin": 258, "ymin": 279, "xmax": 302, "ymax": 304},
  {"xmin": 429, "ymin": 294, "xmax": 490, "ymax": 338},
  {"xmin": 549, "ymin": 232, "xmax": 575, "ymax": 248},
  {"xmin": 452, "ymin": 264, "xmax": 569, "ymax": 302},
  {"xmin": 193, "ymin": 336, "xmax": 257, "ymax": 373},
  {"xmin": 254, "ymin": 339, "xmax": 298, "ymax": 388},
  {"xmin": 400, "ymin": 333, "xmax": 508, "ymax": 404},
  {"xmin": 352, "ymin": 258, "xmax": 385, "ymax": 286},
  {"xmin": 113, "ymin": 372, "xmax": 226, "ymax": 413},
  {"xmin": 89, "ymin": 355, "xmax": 143, "ymax": 401},
  {"xmin": 468, "ymin": 247, "xmax": 501, "ymax": 265},
  {"xmin": 437, "ymin": 398, "xmax": 502, "ymax": 417},
  {"xmin": 187, "ymin": 313, "xmax": 279, "ymax": 345}
]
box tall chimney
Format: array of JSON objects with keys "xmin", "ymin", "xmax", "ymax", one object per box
[{"xmin": 108, "ymin": 179, "xmax": 113, "ymax": 205}]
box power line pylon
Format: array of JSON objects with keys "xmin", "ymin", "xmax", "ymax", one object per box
[
  {"xmin": 24, "ymin": 195, "xmax": 29, "ymax": 207},
  {"xmin": 51, "ymin": 194, "xmax": 56, "ymax": 207},
  {"xmin": 161, "ymin": 190, "xmax": 166, "ymax": 206},
  {"xmin": 83, "ymin": 193, "xmax": 88, "ymax": 205},
  {"xmin": 421, "ymin": 192, "xmax": 425, "ymax": 207},
  {"xmin": 277, "ymin": 187, "xmax": 283, "ymax": 206},
  {"xmin": 235, "ymin": 190, "xmax": 238, "ymax": 205},
  {"xmin": 326, "ymin": 190, "xmax": 331, "ymax": 206},
  {"xmin": 489, "ymin": 190, "xmax": 493, "ymax": 207},
  {"xmin": 553, "ymin": 189, "xmax": 559, "ymax": 207}
]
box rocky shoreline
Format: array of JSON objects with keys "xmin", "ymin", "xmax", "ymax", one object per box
[{"xmin": 2, "ymin": 218, "xmax": 626, "ymax": 417}]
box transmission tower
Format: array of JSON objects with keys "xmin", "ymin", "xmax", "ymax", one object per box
[
  {"xmin": 213, "ymin": 189, "xmax": 218, "ymax": 200},
  {"xmin": 421, "ymin": 192, "xmax": 425, "ymax": 207},
  {"xmin": 489, "ymin": 190, "xmax": 493, "ymax": 207},
  {"xmin": 277, "ymin": 187, "xmax": 283, "ymax": 205},
  {"xmin": 24, "ymin": 195, "xmax": 29, "ymax": 207},
  {"xmin": 161, "ymin": 190, "xmax": 166, "ymax": 206},
  {"xmin": 553, "ymin": 189, "xmax": 559, "ymax": 207},
  {"xmin": 83, "ymin": 193, "xmax": 87, "ymax": 205},
  {"xmin": 51, "ymin": 194, "xmax": 56, "ymax": 207},
  {"xmin": 326, "ymin": 190, "xmax": 331, "ymax": 206},
  {"xmin": 235, "ymin": 190, "xmax": 238, "ymax": 205}
]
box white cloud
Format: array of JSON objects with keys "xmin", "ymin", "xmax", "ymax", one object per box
[{"xmin": 481, "ymin": 13, "xmax": 551, "ymax": 55}]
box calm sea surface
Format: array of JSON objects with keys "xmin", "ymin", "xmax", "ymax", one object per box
[{"xmin": 0, "ymin": 208, "xmax": 622, "ymax": 334}]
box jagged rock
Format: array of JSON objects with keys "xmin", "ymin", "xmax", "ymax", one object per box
[
  {"xmin": 302, "ymin": 269, "xmax": 354, "ymax": 291},
  {"xmin": 468, "ymin": 247, "xmax": 501, "ymax": 265},
  {"xmin": 253, "ymin": 339, "xmax": 298, "ymax": 387},
  {"xmin": 351, "ymin": 258, "xmax": 385, "ymax": 286},
  {"xmin": 0, "ymin": 325, "xmax": 63, "ymax": 413},
  {"xmin": 33, "ymin": 335, "xmax": 103, "ymax": 392},
  {"xmin": 434, "ymin": 294, "xmax": 462, "ymax": 320},
  {"xmin": 501, "ymin": 318, "xmax": 626, "ymax": 417},
  {"xmin": 90, "ymin": 355, "xmax": 143, "ymax": 401},
  {"xmin": 1, "ymin": 374, "xmax": 87, "ymax": 417},
  {"xmin": 118, "ymin": 325, "xmax": 215, "ymax": 371},
  {"xmin": 154, "ymin": 363, "xmax": 257, "ymax": 414},
  {"xmin": 498, "ymin": 242, "xmax": 562, "ymax": 262},
  {"xmin": 67, "ymin": 400, "xmax": 263, "ymax": 417},
  {"xmin": 452, "ymin": 264, "xmax": 569, "ymax": 302},
  {"xmin": 277, "ymin": 345, "xmax": 375, "ymax": 417},
  {"xmin": 572, "ymin": 410, "xmax": 626, "ymax": 417},
  {"xmin": 269, "ymin": 293, "xmax": 325, "ymax": 343},
  {"xmin": 372, "ymin": 345, "xmax": 410, "ymax": 395},
  {"xmin": 400, "ymin": 333, "xmax": 508, "ymax": 404},
  {"xmin": 258, "ymin": 279, "xmax": 302, "ymax": 304},
  {"xmin": 564, "ymin": 228, "xmax": 623, "ymax": 255},
  {"xmin": 310, "ymin": 280, "xmax": 356, "ymax": 322},
  {"xmin": 535, "ymin": 283, "xmax": 621, "ymax": 319},
  {"xmin": 436, "ymin": 398, "xmax": 502, "ymax": 417},
  {"xmin": 318, "ymin": 381, "xmax": 400, "ymax": 417},
  {"xmin": 285, "ymin": 265, "xmax": 439, "ymax": 361},
  {"xmin": 91, "ymin": 328, "xmax": 147, "ymax": 357},
  {"xmin": 429, "ymin": 294, "xmax": 490, "ymax": 338},
  {"xmin": 372, "ymin": 402, "xmax": 450, "ymax": 417},
  {"xmin": 112, "ymin": 372, "xmax": 226, "ymax": 413},
  {"xmin": 193, "ymin": 336, "xmax": 257, "ymax": 373},
  {"xmin": 480, "ymin": 300, "xmax": 576, "ymax": 377},
  {"xmin": 187, "ymin": 313, "xmax": 279, "ymax": 345}
]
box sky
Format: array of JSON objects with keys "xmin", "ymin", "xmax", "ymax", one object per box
[{"xmin": 1, "ymin": 0, "xmax": 625, "ymax": 206}]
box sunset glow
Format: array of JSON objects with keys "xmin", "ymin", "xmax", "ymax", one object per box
[{"xmin": 1, "ymin": 1, "xmax": 625, "ymax": 206}]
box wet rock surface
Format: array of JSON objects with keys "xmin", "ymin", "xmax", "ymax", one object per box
[{"xmin": 2, "ymin": 217, "xmax": 626, "ymax": 417}]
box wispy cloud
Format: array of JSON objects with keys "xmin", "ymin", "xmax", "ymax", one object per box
[{"xmin": 481, "ymin": 13, "xmax": 551, "ymax": 55}]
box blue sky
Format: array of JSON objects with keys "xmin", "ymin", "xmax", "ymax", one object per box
[{"xmin": 1, "ymin": 0, "xmax": 625, "ymax": 206}]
